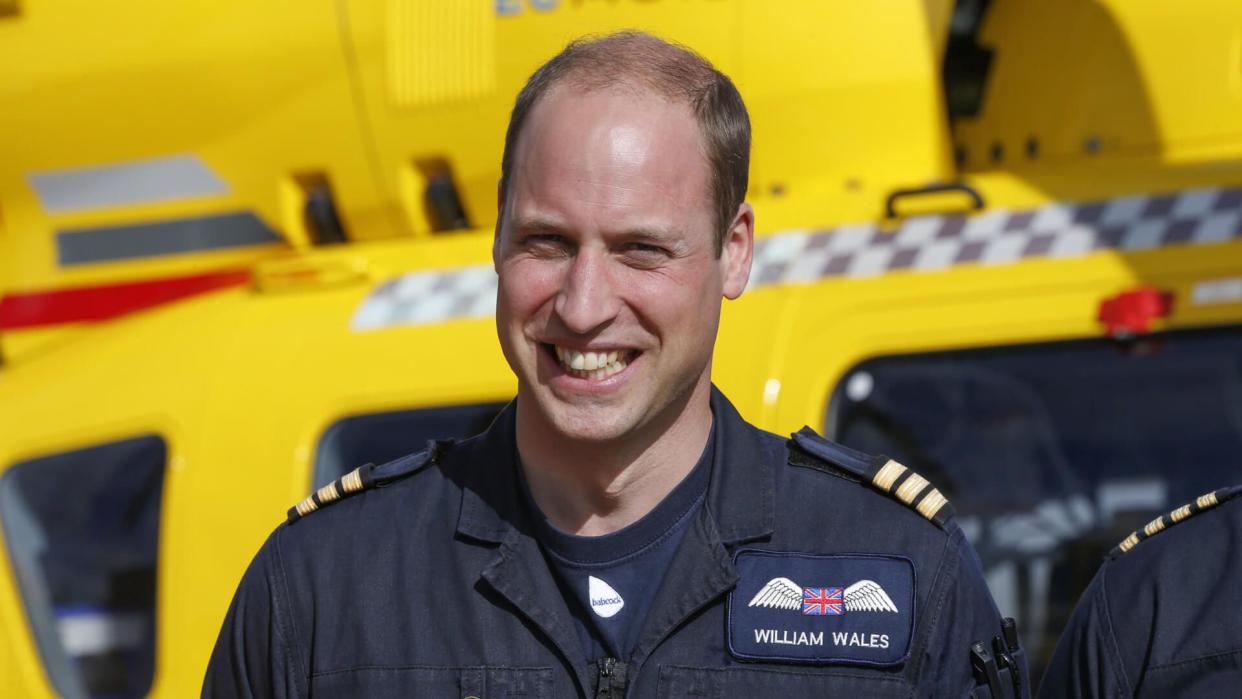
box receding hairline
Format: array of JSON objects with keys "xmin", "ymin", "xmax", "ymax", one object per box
[
  {"xmin": 504, "ymin": 32, "xmax": 725, "ymax": 176},
  {"xmin": 542, "ymin": 31, "xmax": 720, "ymax": 96},
  {"xmin": 504, "ymin": 79, "xmax": 715, "ymax": 216},
  {"xmin": 513, "ymin": 78, "xmax": 707, "ymax": 157},
  {"xmin": 499, "ymin": 30, "xmax": 751, "ymax": 254}
]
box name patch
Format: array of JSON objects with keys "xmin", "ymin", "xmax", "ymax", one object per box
[{"xmin": 727, "ymin": 550, "xmax": 915, "ymax": 666}]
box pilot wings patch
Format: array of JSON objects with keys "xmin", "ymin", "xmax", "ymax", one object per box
[
  {"xmin": 728, "ymin": 550, "xmax": 915, "ymax": 665},
  {"xmin": 748, "ymin": 577, "xmax": 899, "ymax": 615}
]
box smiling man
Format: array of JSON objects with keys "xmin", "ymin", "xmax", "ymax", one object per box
[
  {"xmin": 204, "ymin": 32, "xmax": 1027, "ymax": 698},
  {"xmin": 493, "ymin": 47, "xmax": 750, "ymax": 541}
]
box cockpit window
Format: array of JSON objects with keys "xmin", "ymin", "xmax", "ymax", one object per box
[
  {"xmin": 314, "ymin": 402, "xmax": 506, "ymax": 489},
  {"xmin": 0, "ymin": 435, "xmax": 165, "ymax": 699},
  {"xmin": 826, "ymin": 327, "xmax": 1242, "ymax": 676}
]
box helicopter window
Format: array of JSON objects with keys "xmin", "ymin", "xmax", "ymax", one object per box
[
  {"xmin": 314, "ymin": 402, "xmax": 507, "ymax": 489},
  {"xmin": 825, "ymin": 326, "xmax": 1242, "ymax": 680},
  {"xmin": 0, "ymin": 435, "xmax": 165, "ymax": 699}
]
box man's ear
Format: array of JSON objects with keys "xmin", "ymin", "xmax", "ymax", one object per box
[
  {"xmin": 493, "ymin": 179, "xmax": 505, "ymax": 270},
  {"xmin": 721, "ymin": 202, "xmax": 754, "ymax": 300}
]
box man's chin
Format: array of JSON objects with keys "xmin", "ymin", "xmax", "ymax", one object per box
[
  {"xmin": 528, "ymin": 394, "xmax": 638, "ymax": 445},
  {"xmin": 544, "ymin": 410, "xmax": 633, "ymax": 444}
]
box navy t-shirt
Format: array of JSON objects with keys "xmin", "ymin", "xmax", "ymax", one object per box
[{"xmin": 521, "ymin": 427, "xmax": 714, "ymax": 661}]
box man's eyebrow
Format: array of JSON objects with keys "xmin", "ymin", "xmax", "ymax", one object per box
[
  {"xmin": 620, "ymin": 227, "xmax": 678, "ymax": 243},
  {"xmin": 618, "ymin": 227, "xmax": 691, "ymax": 254},
  {"xmin": 510, "ymin": 217, "xmax": 567, "ymax": 235},
  {"xmin": 510, "ymin": 219, "xmax": 681, "ymax": 243}
]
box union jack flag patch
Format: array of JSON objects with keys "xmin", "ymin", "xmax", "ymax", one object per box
[{"xmin": 802, "ymin": 586, "xmax": 844, "ymax": 615}]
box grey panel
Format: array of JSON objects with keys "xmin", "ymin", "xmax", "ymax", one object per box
[
  {"xmin": 28, "ymin": 155, "xmax": 228, "ymax": 213},
  {"xmin": 57, "ymin": 212, "xmax": 283, "ymax": 266}
]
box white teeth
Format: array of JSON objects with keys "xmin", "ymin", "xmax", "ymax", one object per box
[{"xmin": 553, "ymin": 346, "xmax": 632, "ymax": 380}]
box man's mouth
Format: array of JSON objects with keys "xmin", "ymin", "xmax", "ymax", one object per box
[{"xmin": 546, "ymin": 344, "xmax": 637, "ymax": 381}]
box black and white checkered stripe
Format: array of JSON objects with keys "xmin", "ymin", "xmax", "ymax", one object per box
[
  {"xmin": 351, "ymin": 186, "xmax": 1242, "ymax": 330},
  {"xmin": 748, "ymin": 186, "xmax": 1242, "ymax": 288},
  {"xmin": 351, "ymin": 264, "xmax": 496, "ymax": 331}
]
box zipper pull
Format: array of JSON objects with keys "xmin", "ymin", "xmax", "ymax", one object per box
[{"xmin": 594, "ymin": 657, "xmax": 627, "ymax": 698}]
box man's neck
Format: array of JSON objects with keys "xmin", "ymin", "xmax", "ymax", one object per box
[{"xmin": 516, "ymin": 381, "xmax": 714, "ymax": 537}]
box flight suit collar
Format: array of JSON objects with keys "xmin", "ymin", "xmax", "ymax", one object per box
[
  {"xmin": 455, "ymin": 398, "xmax": 527, "ymax": 543},
  {"xmin": 703, "ymin": 385, "xmax": 777, "ymax": 544},
  {"xmin": 454, "ymin": 385, "xmax": 776, "ymax": 546}
]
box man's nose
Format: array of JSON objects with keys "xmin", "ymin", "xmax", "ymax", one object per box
[{"xmin": 554, "ymin": 249, "xmax": 622, "ymax": 334}]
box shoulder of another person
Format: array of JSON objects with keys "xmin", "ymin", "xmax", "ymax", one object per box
[
  {"xmin": 284, "ymin": 439, "xmax": 456, "ymax": 524},
  {"xmin": 1108, "ymin": 484, "xmax": 1242, "ymax": 559},
  {"xmin": 787, "ymin": 426, "xmax": 956, "ymax": 531}
]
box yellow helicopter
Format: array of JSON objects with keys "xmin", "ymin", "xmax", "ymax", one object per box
[{"xmin": 2, "ymin": 0, "xmax": 1241, "ymax": 696}]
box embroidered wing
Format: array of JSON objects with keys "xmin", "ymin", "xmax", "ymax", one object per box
[
  {"xmin": 843, "ymin": 579, "xmax": 899, "ymax": 613},
  {"xmin": 748, "ymin": 577, "xmax": 803, "ymax": 609}
]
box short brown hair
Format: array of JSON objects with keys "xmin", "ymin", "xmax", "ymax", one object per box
[{"xmin": 499, "ymin": 31, "xmax": 751, "ymax": 256}]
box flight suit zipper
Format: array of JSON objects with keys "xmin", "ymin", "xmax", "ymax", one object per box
[{"xmin": 594, "ymin": 657, "xmax": 627, "ymax": 698}]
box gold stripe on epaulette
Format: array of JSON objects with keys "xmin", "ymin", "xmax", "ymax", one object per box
[
  {"xmin": 873, "ymin": 460, "xmax": 907, "ymax": 491},
  {"xmin": 1142, "ymin": 516, "xmax": 1166, "ymax": 537},
  {"xmin": 1197, "ymin": 492, "xmax": 1219, "ymax": 509},
  {"xmin": 294, "ymin": 496, "xmax": 318, "ymax": 517},
  {"xmin": 1118, "ymin": 532, "xmax": 1141, "ymax": 553},
  {"xmin": 896, "ymin": 473, "xmax": 930, "ymax": 505},
  {"xmin": 916, "ymin": 488, "xmax": 948, "ymax": 521},
  {"xmin": 316, "ymin": 481, "xmax": 340, "ymax": 505},
  {"xmin": 1170, "ymin": 504, "xmax": 1193, "ymax": 523},
  {"xmin": 342, "ymin": 468, "xmax": 364, "ymax": 493}
]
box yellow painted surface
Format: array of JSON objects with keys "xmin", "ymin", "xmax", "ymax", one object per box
[
  {"xmin": 1, "ymin": 0, "xmax": 951, "ymax": 297},
  {"xmin": 954, "ymin": 0, "xmax": 1242, "ymax": 169},
  {"xmin": 1, "ymin": 0, "xmax": 1242, "ymax": 695}
]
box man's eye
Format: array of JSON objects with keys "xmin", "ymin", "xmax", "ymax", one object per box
[
  {"xmin": 622, "ymin": 243, "xmax": 670, "ymax": 263},
  {"xmin": 522, "ymin": 235, "xmax": 570, "ymax": 253},
  {"xmin": 525, "ymin": 234, "xmax": 562, "ymax": 245},
  {"xmin": 626, "ymin": 242, "xmax": 667, "ymax": 255}
]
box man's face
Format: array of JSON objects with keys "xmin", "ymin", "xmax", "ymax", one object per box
[{"xmin": 494, "ymin": 85, "xmax": 752, "ymax": 445}]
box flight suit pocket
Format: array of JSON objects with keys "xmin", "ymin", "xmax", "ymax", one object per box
[
  {"xmin": 656, "ymin": 665, "xmax": 911, "ymax": 698},
  {"xmin": 310, "ymin": 665, "xmax": 553, "ymax": 697}
]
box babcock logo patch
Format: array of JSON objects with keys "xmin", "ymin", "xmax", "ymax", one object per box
[
  {"xmin": 728, "ymin": 551, "xmax": 915, "ymax": 666},
  {"xmin": 588, "ymin": 576, "xmax": 624, "ymax": 619}
]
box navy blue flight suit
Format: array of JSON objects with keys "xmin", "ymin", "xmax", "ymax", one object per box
[
  {"xmin": 204, "ymin": 388, "xmax": 1026, "ymax": 697},
  {"xmin": 1039, "ymin": 485, "xmax": 1242, "ymax": 698}
]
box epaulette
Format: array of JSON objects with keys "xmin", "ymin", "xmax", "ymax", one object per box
[
  {"xmin": 1109, "ymin": 484, "xmax": 1242, "ymax": 558},
  {"xmin": 789, "ymin": 427, "xmax": 955, "ymax": 528},
  {"xmin": 286, "ymin": 439, "xmax": 453, "ymax": 524}
]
